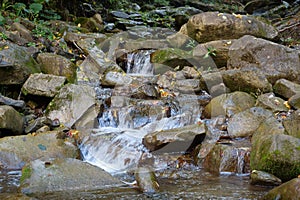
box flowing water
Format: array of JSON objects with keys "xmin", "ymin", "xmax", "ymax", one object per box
[{"xmin": 0, "ymin": 49, "xmax": 272, "ymax": 199}]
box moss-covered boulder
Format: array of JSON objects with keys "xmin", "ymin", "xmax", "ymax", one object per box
[{"xmin": 250, "ymin": 134, "xmax": 300, "ymax": 182}]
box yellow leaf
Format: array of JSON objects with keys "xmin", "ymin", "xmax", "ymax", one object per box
[{"xmin": 284, "ymin": 101, "xmax": 291, "ymax": 109}]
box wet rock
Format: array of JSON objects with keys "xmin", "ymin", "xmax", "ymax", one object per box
[
  {"xmin": 45, "ymin": 84, "xmax": 98, "ymax": 128},
  {"xmin": 135, "ymin": 167, "xmax": 159, "ymax": 194},
  {"xmin": 101, "ymin": 71, "xmax": 133, "ymax": 87},
  {"xmin": 0, "ymin": 131, "xmax": 79, "ymax": 169},
  {"xmin": 250, "ymin": 170, "xmax": 282, "ymax": 186},
  {"xmin": 143, "ymin": 124, "xmax": 205, "ymax": 152},
  {"xmin": 20, "ymin": 158, "xmax": 123, "ymax": 196},
  {"xmin": 227, "ymin": 107, "xmax": 273, "ymax": 138},
  {"xmin": 256, "ymin": 93, "xmax": 289, "ymax": 113},
  {"xmin": 36, "ymin": 53, "xmax": 77, "ymax": 83},
  {"xmin": 289, "ymin": 93, "xmax": 300, "ymax": 109},
  {"xmin": 273, "ymin": 79, "xmax": 300, "ymax": 99},
  {"xmin": 283, "ymin": 110, "xmax": 300, "ymax": 138},
  {"xmin": 228, "ymin": 35, "xmax": 300, "ymax": 84},
  {"xmin": 203, "ymin": 91, "xmax": 256, "ymax": 118},
  {"xmin": 107, "ymin": 11, "xmax": 130, "ymax": 22},
  {"xmin": 0, "ymin": 94, "xmax": 25, "ymax": 108},
  {"xmin": 0, "ymin": 41, "xmax": 40, "ymax": 85},
  {"xmin": 261, "ymin": 178, "xmax": 300, "ymax": 200},
  {"xmin": 195, "ymin": 39, "xmax": 236, "ymax": 68},
  {"xmin": 250, "ymin": 133, "xmax": 300, "ymax": 181},
  {"xmin": 21, "ymin": 73, "xmax": 66, "ymax": 98},
  {"xmin": 222, "ymin": 68, "xmax": 272, "ymax": 93},
  {"xmin": 182, "ymin": 12, "xmax": 277, "ymax": 43},
  {"xmin": 201, "ymin": 140, "xmax": 251, "ymax": 174},
  {"xmin": 123, "ymin": 39, "xmax": 169, "ymax": 51},
  {"xmin": 0, "ymin": 105, "xmax": 24, "ymax": 135}
]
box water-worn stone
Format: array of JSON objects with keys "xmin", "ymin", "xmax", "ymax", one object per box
[
  {"xmin": 46, "ymin": 84, "xmax": 98, "ymax": 128},
  {"xmin": 21, "ymin": 73, "xmax": 66, "ymax": 97},
  {"xmin": 250, "ymin": 170, "xmax": 282, "ymax": 186},
  {"xmin": 0, "ymin": 131, "xmax": 79, "ymax": 169},
  {"xmin": 261, "ymin": 178, "xmax": 300, "ymax": 200},
  {"xmin": 250, "ymin": 133, "xmax": 300, "ymax": 181},
  {"xmin": 0, "ymin": 105, "xmax": 24, "ymax": 135},
  {"xmin": 203, "ymin": 91, "xmax": 256, "ymax": 118},
  {"xmin": 228, "ymin": 35, "xmax": 300, "ymax": 84},
  {"xmin": 36, "ymin": 53, "xmax": 77, "ymax": 83},
  {"xmin": 222, "ymin": 68, "xmax": 272, "ymax": 93},
  {"xmin": 283, "ymin": 110, "xmax": 300, "ymax": 139},
  {"xmin": 273, "ymin": 79, "xmax": 300, "ymax": 99},
  {"xmin": 227, "ymin": 107, "xmax": 273, "ymax": 138},
  {"xmin": 182, "ymin": 12, "xmax": 277, "ymax": 43},
  {"xmin": 0, "ymin": 41, "xmax": 40, "ymax": 85},
  {"xmin": 143, "ymin": 124, "xmax": 205, "ymax": 152},
  {"xmin": 256, "ymin": 93, "xmax": 289, "ymax": 113},
  {"xmin": 20, "ymin": 158, "xmax": 123, "ymax": 196}
]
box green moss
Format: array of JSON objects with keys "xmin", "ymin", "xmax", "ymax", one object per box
[{"xmin": 20, "ymin": 166, "xmax": 32, "ymax": 184}]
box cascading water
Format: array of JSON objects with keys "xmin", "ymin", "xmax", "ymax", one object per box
[{"xmin": 126, "ymin": 50, "xmax": 154, "ymax": 75}]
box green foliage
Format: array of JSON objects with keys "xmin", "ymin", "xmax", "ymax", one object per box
[
  {"xmin": 32, "ymin": 21, "xmax": 54, "ymax": 40},
  {"xmin": 0, "ymin": 32, "xmax": 7, "ymax": 40},
  {"xmin": 0, "ymin": 0, "xmax": 12, "ymax": 11},
  {"xmin": 0, "ymin": 13, "xmax": 5, "ymax": 25},
  {"xmin": 204, "ymin": 47, "xmax": 217, "ymax": 58},
  {"xmin": 185, "ymin": 39, "xmax": 197, "ymax": 49}
]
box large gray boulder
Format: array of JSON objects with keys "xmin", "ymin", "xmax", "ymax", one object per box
[
  {"xmin": 182, "ymin": 12, "xmax": 277, "ymax": 43},
  {"xmin": 0, "ymin": 131, "xmax": 79, "ymax": 169},
  {"xmin": 21, "ymin": 73, "xmax": 66, "ymax": 97},
  {"xmin": 228, "ymin": 35, "xmax": 300, "ymax": 84},
  {"xmin": 20, "ymin": 158, "xmax": 123, "ymax": 196},
  {"xmin": 45, "ymin": 84, "xmax": 98, "ymax": 128}
]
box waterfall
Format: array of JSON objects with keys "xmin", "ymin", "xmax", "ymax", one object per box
[{"xmin": 126, "ymin": 50, "xmax": 154, "ymax": 75}]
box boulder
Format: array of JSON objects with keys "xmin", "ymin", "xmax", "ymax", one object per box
[
  {"xmin": 0, "ymin": 105, "xmax": 24, "ymax": 135},
  {"xmin": 228, "ymin": 35, "xmax": 300, "ymax": 84},
  {"xmin": 250, "ymin": 170, "xmax": 282, "ymax": 186},
  {"xmin": 45, "ymin": 84, "xmax": 98, "ymax": 128},
  {"xmin": 0, "ymin": 131, "xmax": 79, "ymax": 169},
  {"xmin": 289, "ymin": 93, "xmax": 300, "ymax": 109},
  {"xmin": 256, "ymin": 93, "xmax": 289, "ymax": 113},
  {"xmin": 20, "ymin": 158, "xmax": 123, "ymax": 196},
  {"xmin": 250, "ymin": 134, "xmax": 300, "ymax": 181},
  {"xmin": 227, "ymin": 107, "xmax": 273, "ymax": 138},
  {"xmin": 222, "ymin": 68, "xmax": 272, "ymax": 93},
  {"xmin": 273, "ymin": 79, "xmax": 300, "ymax": 99},
  {"xmin": 21, "ymin": 73, "xmax": 66, "ymax": 97},
  {"xmin": 261, "ymin": 178, "xmax": 300, "ymax": 200},
  {"xmin": 0, "ymin": 41, "xmax": 40, "ymax": 85},
  {"xmin": 143, "ymin": 124, "xmax": 205, "ymax": 152},
  {"xmin": 283, "ymin": 110, "xmax": 300, "ymax": 139},
  {"xmin": 36, "ymin": 53, "xmax": 77, "ymax": 83},
  {"xmin": 203, "ymin": 91, "xmax": 256, "ymax": 118},
  {"xmin": 182, "ymin": 12, "xmax": 277, "ymax": 43},
  {"xmin": 9, "ymin": 22, "xmax": 34, "ymax": 44}
]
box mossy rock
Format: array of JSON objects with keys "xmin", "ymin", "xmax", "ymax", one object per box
[{"xmin": 251, "ymin": 134, "xmax": 300, "ymax": 182}]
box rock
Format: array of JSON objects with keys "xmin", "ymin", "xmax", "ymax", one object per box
[
  {"xmin": 171, "ymin": 6, "xmax": 202, "ymax": 31},
  {"xmin": 196, "ymin": 39, "xmax": 236, "ymax": 68},
  {"xmin": 143, "ymin": 124, "xmax": 205, "ymax": 152},
  {"xmin": 175, "ymin": 79, "xmax": 201, "ymax": 93},
  {"xmin": 75, "ymin": 14, "xmax": 104, "ymax": 32},
  {"xmin": 250, "ymin": 170, "xmax": 282, "ymax": 186},
  {"xmin": 244, "ymin": 0, "xmax": 283, "ymax": 14},
  {"xmin": 203, "ymin": 91, "xmax": 256, "ymax": 118},
  {"xmin": 201, "ymin": 140, "xmax": 251, "ymax": 174},
  {"xmin": 20, "ymin": 158, "xmax": 123, "ymax": 196},
  {"xmin": 227, "ymin": 107, "xmax": 273, "ymax": 138},
  {"xmin": 36, "ymin": 53, "xmax": 77, "ymax": 83},
  {"xmin": 0, "ymin": 94, "xmax": 25, "ymax": 108},
  {"xmin": 250, "ymin": 133, "xmax": 300, "ymax": 181},
  {"xmin": 101, "ymin": 71, "xmax": 133, "ymax": 87},
  {"xmin": 200, "ymin": 71, "xmax": 227, "ymax": 95},
  {"xmin": 273, "ymin": 79, "xmax": 300, "ymax": 99},
  {"xmin": 228, "ymin": 35, "xmax": 300, "ymax": 84},
  {"xmin": 222, "ymin": 68, "xmax": 272, "ymax": 93},
  {"xmin": 253, "ymin": 116, "xmax": 285, "ymax": 140},
  {"xmin": 181, "ymin": 66, "xmax": 200, "ymax": 79},
  {"xmin": 9, "ymin": 22, "xmax": 34, "ymax": 43},
  {"xmin": 0, "ymin": 41, "xmax": 40, "ymax": 85},
  {"xmin": 45, "ymin": 84, "xmax": 98, "ymax": 128},
  {"xmin": 289, "ymin": 93, "xmax": 300, "ymax": 109},
  {"xmin": 0, "ymin": 193, "xmax": 36, "ymax": 200},
  {"xmin": 21, "ymin": 73, "xmax": 66, "ymax": 97},
  {"xmin": 64, "ymin": 32, "xmax": 107, "ymax": 45},
  {"xmin": 0, "ymin": 131, "xmax": 79, "ymax": 169},
  {"xmin": 135, "ymin": 167, "xmax": 159, "ymax": 193},
  {"xmin": 256, "ymin": 93, "xmax": 289, "ymax": 113},
  {"xmin": 0, "ymin": 105, "xmax": 24, "ymax": 135},
  {"xmin": 283, "ymin": 110, "xmax": 300, "ymax": 139},
  {"xmin": 24, "ymin": 116, "xmax": 56, "ymax": 134},
  {"xmin": 182, "ymin": 12, "xmax": 277, "ymax": 43},
  {"xmin": 261, "ymin": 178, "xmax": 300, "ymax": 200}
]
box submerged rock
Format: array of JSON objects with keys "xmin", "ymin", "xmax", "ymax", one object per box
[{"xmin": 20, "ymin": 158, "xmax": 123, "ymax": 196}]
